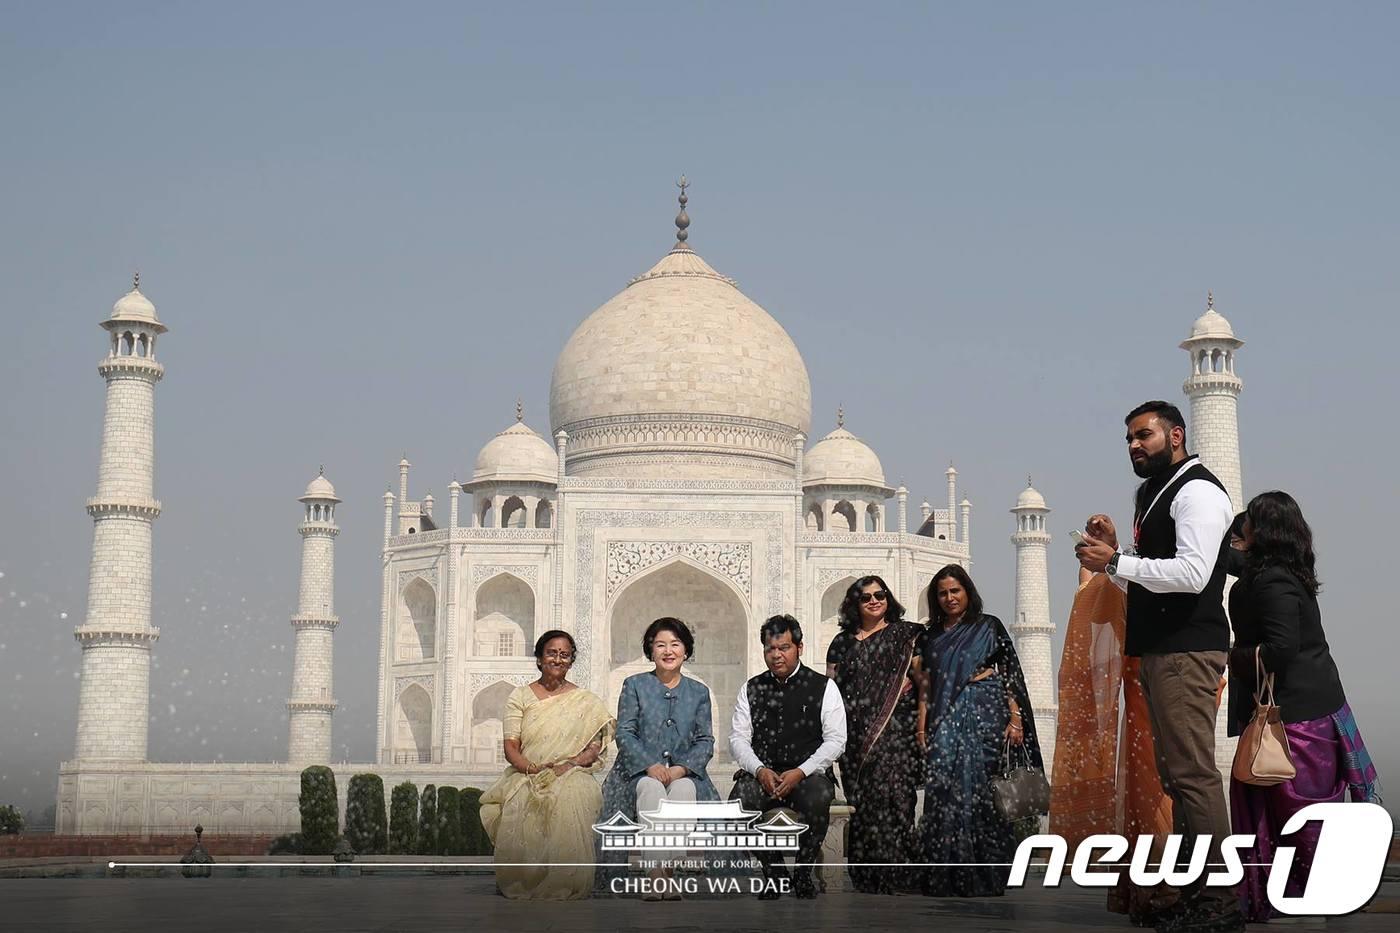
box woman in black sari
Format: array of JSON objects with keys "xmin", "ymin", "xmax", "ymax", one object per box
[
  {"xmin": 918, "ymin": 564, "xmax": 1042, "ymax": 897},
  {"xmin": 825, "ymin": 574, "xmax": 923, "ymax": 894}
]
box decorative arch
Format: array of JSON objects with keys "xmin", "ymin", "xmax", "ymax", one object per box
[
  {"xmin": 833, "ymin": 500, "xmax": 858, "ymax": 532},
  {"xmin": 805, "ymin": 503, "xmax": 824, "ymax": 532},
  {"xmin": 398, "ymin": 577, "xmax": 436, "ymax": 661},
  {"xmin": 479, "ymin": 500, "xmax": 494, "ymax": 528},
  {"xmin": 864, "ymin": 503, "xmax": 880, "ymax": 532},
  {"xmin": 535, "ymin": 500, "xmax": 553, "ymax": 529},
  {"xmin": 501, "ymin": 496, "xmax": 527, "ymax": 529},
  {"xmin": 607, "ymin": 558, "xmax": 744, "ymax": 761},
  {"xmin": 396, "ymin": 683, "xmax": 433, "ymax": 764},
  {"xmin": 818, "ymin": 576, "xmax": 859, "ymax": 662},
  {"xmin": 475, "ymin": 572, "xmax": 535, "ymax": 656},
  {"xmin": 470, "ymin": 680, "xmax": 516, "ymax": 766}
]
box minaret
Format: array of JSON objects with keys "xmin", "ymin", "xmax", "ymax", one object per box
[
  {"xmin": 287, "ymin": 469, "xmax": 341, "ymax": 763},
  {"xmin": 945, "ymin": 464, "xmax": 958, "ymax": 541},
  {"xmin": 1010, "ymin": 478, "xmax": 1057, "ymax": 774},
  {"xmin": 1181, "ymin": 292, "xmax": 1244, "ymax": 510},
  {"xmin": 73, "ymin": 276, "xmax": 167, "ymax": 761}
]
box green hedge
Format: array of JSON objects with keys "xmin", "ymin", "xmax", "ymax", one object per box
[
  {"xmin": 388, "ymin": 781, "xmax": 419, "ymax": 855},
  {"xmin": 416, "ymin": 783, "xmax": 437, "ymax": 856},
  {"xmin": 459, "ymin": 787, "xmax": 492, "ymax": 856},
  {"xmin": 436, "ymin": 786, "xmax": 463, "ymax": 856},
  {"xmin": 298, "ymin": 766, "xmax": 339, "ymax": 855},
  {"xmin": 345, "ymin": 773, "xmax": 388, "ymax": 855},
  {"xmin": 0, "ymin": 805, "xmax": 24, "ymax": 835}
]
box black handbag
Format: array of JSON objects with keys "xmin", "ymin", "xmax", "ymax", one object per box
[{"xmin": 990, "ymin": 737, "xmax": 1050, "ymax": 822}]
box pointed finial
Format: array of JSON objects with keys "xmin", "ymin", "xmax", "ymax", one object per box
[
  {"xmin": 1027, "ymin": 475, "xmax": 1034, "ymax": 488},
  {"xmin": 1207, "ymin": 290, "xmax": 1214, "ymax": 310},
  {"xmin": 132, "ymin": 271, "xmax": 141, "ymax": 292},
  {"xmin": 319, "ymin": 464, "xmax": 324, "ymax": 476},
  {"xmin": 515, "ymin": 398, "xmax": 524, "ymax": 422},
  {"xmin": 674, "ymin": 175, "xmax": 690, "ymax": 244},
  {"xmin": 836, "ymin": 404, "xmax": 844, "ymax": 429}
]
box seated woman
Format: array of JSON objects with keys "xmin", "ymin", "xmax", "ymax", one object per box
[
  {"xmin": 1227, "ymin": 491, "xmax": 1379, "ymax": 922},
  {"xmin": 479, "ymin": 630, "xmax": 615, "ymax": 900},
  {"xmin": 918, "ymin": 563, "xmax": 1043, "ymax": 898},
  {"xmin": 599, "ymin": 617, "xmax": 718, "ymax": 899}
]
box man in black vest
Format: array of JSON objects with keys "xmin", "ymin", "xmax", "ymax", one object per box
[
  {"xmin": 730, "ymin": 614, "xmax": 847, "ymax": 899},
  {"xmin": 1078, "ymin": 401, "xmax": 1243, "ymax": 933}
]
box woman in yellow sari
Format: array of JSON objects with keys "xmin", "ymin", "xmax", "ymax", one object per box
[{"xmin": 480, "ymin": 630, "xmax": 615, "ymax": 900}]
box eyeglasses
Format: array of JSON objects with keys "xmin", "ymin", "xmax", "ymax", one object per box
[
  {"xmin": 542, "ymin": 650, "xmax": 574, "ymax": 661},
  {"xmin": 858, "ymin": 591, "xmax": 889, "ymax": 604}
]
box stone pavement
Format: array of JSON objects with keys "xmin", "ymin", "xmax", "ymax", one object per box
[{"xmin": 0, "ymin": 876, "xmax": 1396, "ymax": 933}]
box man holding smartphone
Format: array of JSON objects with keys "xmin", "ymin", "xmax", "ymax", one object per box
[{"xmin": 1076, "ymin": 400, "xmax": 1242, "ymax": 933}]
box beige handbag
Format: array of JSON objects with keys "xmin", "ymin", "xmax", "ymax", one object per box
[{"xmin": 1231, "ymin": 647, "xmax": 1297, "ymax": 786}]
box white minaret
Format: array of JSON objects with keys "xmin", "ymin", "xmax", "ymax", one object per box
[
  {"xmin": 287, "ymin": 468, "xmax": 341, "ymax": 763},
  {"xmin": 73, "ymin": 276, "xmax": 167, "ymax": 761},
  {"xmin": 1181, "ymin": 293, "xmax": 1245, "ymax": 777},
  {"xmin": 1010, "ymin": 478, "xmax": 1057, "ymax": 774},
  {"xmin": 1181, "ymin": 292, "xmax": 1244, "ymax": 510}
]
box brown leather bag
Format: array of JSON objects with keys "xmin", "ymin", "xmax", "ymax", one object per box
[{"xmin": 1231, "ymin": 647, "xmax": 1297, "ymax": 786}]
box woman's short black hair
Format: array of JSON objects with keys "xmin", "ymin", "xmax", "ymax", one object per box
[
  {"xmin": 837, "ymin": 574, "xmax": 906, "ymax": 632},
  {"xmin": 642, "ymin": 617, "xmax": 695, "ymax": 660},
  {"xmin": 533, "ymin": 629, "xmax": 577, "ymax": 671},
  {"xmin": 1244, "ymin": 490, "xmax": 1320, "ymax": 595},
  {"xmin": 1229, "ymin": 511, "xmax": 1247, "ymax": 540},
  {"xmin": 929, "ymin": 563, "xmax": 984, "ymax": 627},
  {"xmin": 759, "ymin": 614, "xmax": 803, "ymax": 645}
]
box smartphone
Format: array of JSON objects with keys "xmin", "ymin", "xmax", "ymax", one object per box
[{"xmin": 1069, "ymin": 530, "xmax": 1086, "ymax": 546}]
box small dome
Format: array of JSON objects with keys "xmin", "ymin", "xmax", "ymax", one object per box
[
  {"xmin": 1014, "ymin": 483, "xmax": 1047, "ymax": 510},
  {"xmin": 803, "ymin": 426, "xmax": 887, "ymax": 488},
  {"xmin": 109, "ymin": 284, "xmax": 164, "ymax": 329},
  {"xmin": 473, "ymin": 420, "xmax": 557, "ymax": 484},
  {"xmin": 1188, "ymin": 308, "xmax": 1235, "ymax": 340},
  {"xmin": 300, "ymin": 471, "xmax": 340, "ymax": 502}
]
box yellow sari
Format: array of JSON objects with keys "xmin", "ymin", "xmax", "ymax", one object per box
[{"xmin": 479, "ymin": 684, "xmax": 615, "ymax": 900}]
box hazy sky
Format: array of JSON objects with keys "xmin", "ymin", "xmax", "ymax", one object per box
[{"xmin": 2, "ymin": 3, "xmax": 1397, "ymax": 818}]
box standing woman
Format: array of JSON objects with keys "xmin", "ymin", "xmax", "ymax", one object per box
[
  {"xmin": 918, "ymin": 564, "xmax": 1042, "ymax": 898},
  {"xmin": 1227, "ymin": 491, "xmax": 1379, "ymax": 922},
  {"xmin": 599, "ymin": 617, "xmax": 719, "ymax": 899},
  {"xmin": 826, "ymin": 575, "xmax": 924, "ymax": 894},
  {"xmin": 479, "ymin": 631, "xmax": 615, "ymax": 900}
]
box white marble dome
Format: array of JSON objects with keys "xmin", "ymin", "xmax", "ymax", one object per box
[
  {"xmin": 1188, "ymin": 308, "xmax": 1236, "ymax": 340},
  {"xmin": 803, "ymin": 424, "xmax": 887, "ymax": 488},
  {"xmin": 473, "ymin": 420, "xmax": 557, "ymax": 484},
  {"xmin": 299, "ymin": 471, "xmax": 340, "ymax": 502},
  {"xmin": 110, "ymin": 285, "xmax": 163, "ymax": 328},
  {"xmin": 549, "ymin": 241, "xmax": 812, "ymax": 478},
  {"xmin": 1015, "ymin": 483, "xmax": 1048, "ymax": 510}
]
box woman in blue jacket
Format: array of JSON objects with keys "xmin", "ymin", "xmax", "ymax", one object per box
[{"xmin": 599, "ymin": 616, "xmax": 719, "ymax": 898}]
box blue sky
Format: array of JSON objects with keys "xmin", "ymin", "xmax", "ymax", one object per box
[{"xmin": 2, "ymin": 3, "xmax": 1397, "ymax": 816}]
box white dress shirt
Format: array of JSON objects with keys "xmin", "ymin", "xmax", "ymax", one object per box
[
  {"xmin": 729, "ymin": 662, "xmax": 848, "ymax": 778},
  {"xmin": 1113, "ymin": 457, "xmax": 1234, "ymax": 594}
]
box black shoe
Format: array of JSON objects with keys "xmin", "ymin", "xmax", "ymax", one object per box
[{"xmin": 793, "ymin": 870, "xmax": 818, "ymax": 899}]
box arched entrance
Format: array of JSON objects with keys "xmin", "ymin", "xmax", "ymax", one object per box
[{"xmin": 609, "ymin": 560, "xmax": 747, "ymax": 764}]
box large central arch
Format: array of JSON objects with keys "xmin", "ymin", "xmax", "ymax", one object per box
[{"xmin": 608, "ymin": 559, "xmax": 747, "ymax": 765}]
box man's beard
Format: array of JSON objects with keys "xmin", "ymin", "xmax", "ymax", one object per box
[{"xmin": 1132, "ymin": 447, "xmax": 1175, "ymax": 478}]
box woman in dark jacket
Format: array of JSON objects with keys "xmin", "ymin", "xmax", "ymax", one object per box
[{"xmin": 1227, "ymin": 491, "xmax": 1379, "ymax": 922}]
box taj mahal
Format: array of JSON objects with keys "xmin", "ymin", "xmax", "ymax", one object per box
[{"xmin": 55, "ymin": 185, "xmax": 1246, "ymax": 833}]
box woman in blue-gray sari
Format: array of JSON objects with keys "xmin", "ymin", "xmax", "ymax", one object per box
[
  {"xmin": 918, "ymin": 564, "xmax": 1042, "ymax": 898},
  {"xmin": 599, "ymin": 617, "xmax": 718, "ymax": 899}
]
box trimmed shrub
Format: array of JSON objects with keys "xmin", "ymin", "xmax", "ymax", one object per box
[
  {"xmin": 345, "ymin": 773, "xmax": 388, "ymax": 855},
  {"xmin": 416, "ymin": 783, "xmax": 437, "ymax": 856},
  {"xmin": 389, "ymin": 781, "xmax": 419, "ymax": 855},
  {"xmin": 267, "ymin": 833, "xmax": 303, "ymax": 855},
  {"xmin": 298, "ymin": 765, "xmax": 339, "ymax": 856},
  {"xmin": 459, "ymin": 787, "xmax": 492, "ymax": 856},
  {"xmin": 436, "ymin": 786, "xmax": 463, "ymax": 856},
  {"xmin": 0, "ymin": 805, "xmax": 24, "ymax": 835}
]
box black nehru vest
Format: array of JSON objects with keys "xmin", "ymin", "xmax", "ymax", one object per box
[
  {"xmin": 1126, "ymin": 459, "xmax": 1232, "ymax": 657},
  {"xmin": 746, "ymin": 664, "xmax": 829, "ymax": 773}
]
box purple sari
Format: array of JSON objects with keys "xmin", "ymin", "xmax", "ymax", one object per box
[{"xmin": 1229, "ymin": 702, "xmax": 1380, "ymax": 922}]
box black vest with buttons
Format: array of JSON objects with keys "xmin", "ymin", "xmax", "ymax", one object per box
[
  {"xmin": 1126, "ymin": 460, "xmax": 1232, "ymax": 657},
  {"xmin": 745, "ymin": 664, "xmax": 829, "ymax": 773}
]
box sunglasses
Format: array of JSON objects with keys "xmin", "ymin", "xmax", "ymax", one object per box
[{"xmin": 858, "ymin": 591, "xmax": 889, "ymax": 604}]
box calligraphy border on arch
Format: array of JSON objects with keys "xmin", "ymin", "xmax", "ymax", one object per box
[{"xmin": 573, "ymin": 510, "xmax": 785, "ymax": 682}]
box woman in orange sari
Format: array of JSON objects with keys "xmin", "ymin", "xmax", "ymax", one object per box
[{"xmin": 1049, "ymin": 568, "xmax": 1175, "ymax": 922}]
